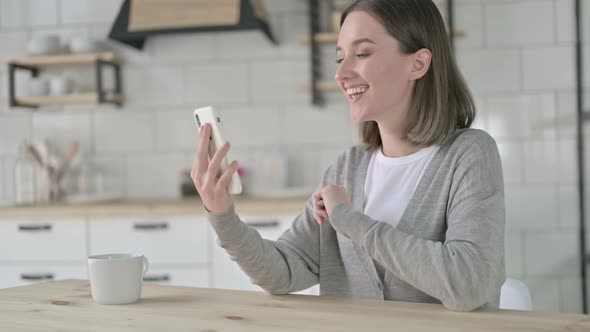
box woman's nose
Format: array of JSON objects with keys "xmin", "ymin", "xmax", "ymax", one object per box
[{"xmin": 335, "ymin": 58, "xmax": 353, "ymax": 81}]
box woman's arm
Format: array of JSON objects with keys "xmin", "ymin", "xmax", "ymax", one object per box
[{"xmin": 207, "ymin": 197, "xmax": 321, "ymax": 294}]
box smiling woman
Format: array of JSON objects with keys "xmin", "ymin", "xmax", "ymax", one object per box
[
  {"xmin": 195, "ymin": 0, "xmax": 505, "ymax": 313},
  {"xmin": 335, "ymin": 1, "xmax": 475, "ymax": 152}
]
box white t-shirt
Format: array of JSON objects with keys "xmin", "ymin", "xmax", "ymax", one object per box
[
  {"xmin": 363, "ymin": 145, "xmax": 440, "ymax": 227},
  {"xmin": 363, "ymin": 144, "xmax": 439, "ymax": 282}
]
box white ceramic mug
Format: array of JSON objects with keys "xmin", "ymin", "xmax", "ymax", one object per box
[
  {"xmin": 49, "ymin": 77, "xmax": 74, "ymax": 95},
  {"xmin": 29, "ymin": 78, "xmax": 49, "ymax": 96},
  {"xmin": 87, "ymin": 253, "xmax": 149, "ymax": 305}
]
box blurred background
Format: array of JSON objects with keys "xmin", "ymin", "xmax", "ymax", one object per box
[{"xmin": 0, "ymin": 0, "xmax": 588, "ymax": 314}]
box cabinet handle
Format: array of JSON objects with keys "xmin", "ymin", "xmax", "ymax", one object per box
[
  {"xmin": 133, "ymin": 222, "xmax": 169, "ymax": 231},
  {"xmin": 18, "ymin": 224, "xmax": 52, "ymax": 232},
  {"xmin": 20, "ymin": 273, "xmax": 55, "ymax": 281},
  {"xmin": 245, "ymin": 219, "xmax": 280, "ymax": 229},
  {"xmin": 143, "ymin": 274, "xmax": 170, "ymax": 282}
]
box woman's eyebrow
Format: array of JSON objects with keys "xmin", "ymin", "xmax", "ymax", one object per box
[{"xmin": 336, "ymin": 38, "xmax": 377, "ymax": 52}]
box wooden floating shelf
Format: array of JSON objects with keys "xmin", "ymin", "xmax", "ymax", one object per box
[
  {"xmin": 297, "ymin": 32, "xmax": 339, "ymax": 45},
  {"xmin": 4, "ymin": 52, "xmax": 120, "ymax": 66},
  {"xmin": 297, "ymin": 28, "xmax": 468, "ymax": 45},
  {"xmin": 7, "ymin": 93, "xmax": 124, "ymax": 107},
  {"xmin": 297, "ymin": 81, "xmax": 340, "ymax": 93}
]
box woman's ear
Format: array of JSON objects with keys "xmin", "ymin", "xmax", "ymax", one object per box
[{"xmin": 409, "ymin": 48, "xmax": 432, "ymax": 81}]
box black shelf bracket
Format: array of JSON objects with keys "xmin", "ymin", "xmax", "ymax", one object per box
[
  {"xmin": 308, "ymin": 0, "xmax": 323, "ymax": 107},
  {"xmin": 95, "ymin": 59, "xmax": 123, "ymax": 107},
  {"xmin": 8, "ymin": 63, "xmax": 39, "ymax": 108},
  {"xmin": 574, "ymin": 0, "xmax": 587, "ymax": 314},
  {"xmin": 448, "ymin": 0, "xmax": 455, "ymax": 50}
]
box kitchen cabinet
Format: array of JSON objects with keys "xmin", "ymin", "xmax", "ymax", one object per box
[
  {"xmin": 0, "ymin": 199, "xmax": 319, "ymax": 294},
  {"xmin": 142, "ymin": 266, "xmax": 209, "ymax": 288},
  {"xmin": 88, "ymin": 215, "xmax": 211, "ymax": 289},
  {"xmin": 0, "ymin": 218, "xmax": 87, "ymax": 289},
  {"xmin": 88, "ymin": 216, "xmax": 210, "ymax": 265},
  {"xmin": 0, "ymin": 264, "xmax": 87, "ymax": 289}
]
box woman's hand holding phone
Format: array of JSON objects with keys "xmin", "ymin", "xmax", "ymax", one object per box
[{"xmin": 191, "ymin": 123, "xmax": 239, "ymax": 214}]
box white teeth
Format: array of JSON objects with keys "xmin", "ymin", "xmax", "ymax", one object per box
[{"xmin": 346, "ymin": 86, "xmax": 368, "ymax": 96}]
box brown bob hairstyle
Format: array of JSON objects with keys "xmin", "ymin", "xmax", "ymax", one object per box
[{"xmin": 341, "ymin": 0, "xmax": 476, "ymax": 149}]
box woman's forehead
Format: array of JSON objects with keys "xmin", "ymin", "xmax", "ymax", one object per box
[{"xmin": 338, "ymin": 11, "xmax": 398, "ymax": 50}]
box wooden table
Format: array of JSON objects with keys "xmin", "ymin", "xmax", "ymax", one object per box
[{"xmin": 1, "ymin": 280, "xmax": 589, "ymax": 331}]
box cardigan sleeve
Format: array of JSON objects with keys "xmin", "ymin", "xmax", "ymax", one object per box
[{"xmin": 206, "ymin": 165, "xmax": 337, "ymax": 294}]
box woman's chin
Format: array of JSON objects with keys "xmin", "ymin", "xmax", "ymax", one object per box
[{"xmin": 349, "ymin": 106, "xmax": 369, "ymax": 123}]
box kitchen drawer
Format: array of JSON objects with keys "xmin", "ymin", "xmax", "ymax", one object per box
[
  {"xmin": 0, "ymin": 219, "xmax": 87, "ymax": 262},
  {"xmin": 0, "ymin": 264, "xmax": 87, "ymax": 289},
  {"xmin": 89, "ymin": 216, "xmax": 210, "ymax": 265},
  {"xmin": 143, "ymin": 266, "xmax": 209, "ymax": 288}
]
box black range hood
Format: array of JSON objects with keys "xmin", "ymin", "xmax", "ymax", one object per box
[{"xmin": 108, "ymin": 0, "xmax": 277, "ymax": 50}]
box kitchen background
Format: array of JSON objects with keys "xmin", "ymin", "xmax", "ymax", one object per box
[{"xmin": 0, "ymin": 0, "xmax": 587, "ymax": 314}]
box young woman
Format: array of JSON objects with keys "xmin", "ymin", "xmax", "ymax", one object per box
[{"xmin": 191, "ymin": 0, "xmax": 505, "ymax": 312}]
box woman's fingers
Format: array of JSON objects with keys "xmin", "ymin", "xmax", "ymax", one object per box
[
  {"xmin": 194, "ymin": 123, "xmax": 211, "ymax": 180},
  {"xmin": 313, "ymin": 211, "xmax": 324, "ymax": 224},
  {"xmin": 217, "ymin": 160, "xmax": 238, "ymax": 192},
  {"xmin": 204, "ymin": 141, "xmax": 231, "ymax": 187},
  {"xmin": 312, "ymin": 190, "xmax": 328, "ymax": 224}
]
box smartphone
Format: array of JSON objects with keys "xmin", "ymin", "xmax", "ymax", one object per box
[{"xmin": 194, "ymin": 106, "xmax": 243, "ymax": 195}]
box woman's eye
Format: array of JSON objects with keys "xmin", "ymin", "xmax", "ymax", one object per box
[
  {"xmin": 336, "ymin": 59, "xmax": 343, "ymax": 64},
  {"xmin": 356, "ymin": 53, "xmax": 370, "ymax": 58}
]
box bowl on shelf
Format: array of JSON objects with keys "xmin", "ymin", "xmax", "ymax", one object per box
[
  {"xmin": 69, "ymin": 36, "xmax": 98, "ymax": 53},
  {"xmin": 29, "ymin": 78, "xmax": 49, "ymax": 96},
  {"xmin": 27, "ymin": 35, "xmax": 62, "ymax": 55},
  {"xmin": 49, "ymin": 77, "xmax": 75, "ymax": 95}
]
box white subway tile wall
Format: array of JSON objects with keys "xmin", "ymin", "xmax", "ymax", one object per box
[
  {"xmin": 31, "ymin": 111, "xmax": 94, "ymax": 156},
  {"xmin": 125, "ymin": 66, "xmax": 185, "ymax": 106},
  {"xmin": 485, "ymin": 1, "xmax": 555, "ymax": 46},
  {"xmin": 126, "ymin": 153, "xmax": 186, "ymax": 199},
  {"xmin": 0, "ymin": 31, "xmax": 27, "ymax": 58},
  {"xmin": 185, "ymin": 63, "xmax": 249, "ymax": 105},
  {"xmin": 505, "ymin": 231, "xmax": 524, "ymax": 277},
  {"xmin": 456, "ymin": 49, "xmax": 521, "ymax": 94},
  {"xmin": 154, "ymin": 109, "xmax": 200, "ymax": 152},
  {"xmin": 522, "ymin": 46, "xmax": 576, "ymax": 91},
  {"xmin": 525, "ymin": 232, "xmax": 580, "ymax": 278},
  {"xmin": 0, "ymin": 0, "xmax": 583, "ymax": 313},
  {"xmin": 93, "ymin": 110, "xmax": 154, "ymax": 153},
  {"xmin": 558, "ymin": 185, "xmax": 580, "ymax": 230},
  {"xmin": 0, "ymin": 159, "xmax": 4, "ymax": 204}
]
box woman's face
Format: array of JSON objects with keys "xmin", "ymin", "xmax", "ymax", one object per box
[{"xmin": 335, "ymin": 11, "xmax": 415, "ymax": 125}]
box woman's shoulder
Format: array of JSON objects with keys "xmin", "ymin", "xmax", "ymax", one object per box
[
  {"xmin": 440, "ymin": 128, "xmax": 500, "ymax": 165},
  {"xmin": 451, "ymin": 128, "xmax": 496, "ymax": 145}
]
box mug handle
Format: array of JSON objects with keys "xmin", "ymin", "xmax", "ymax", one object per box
[{"xmin": 142, "ymin": 256, "xmax": 150, "ymax": 277}]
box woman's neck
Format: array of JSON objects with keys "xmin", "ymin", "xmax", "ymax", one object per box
[{"xmin": 378, "ymin": 123, "xmax": 424, "ymax": 158}]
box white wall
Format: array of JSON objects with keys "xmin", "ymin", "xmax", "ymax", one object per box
[
  {"xmin": 0, "ymin": 0, "xmax": 583, "ymax": 313},
  {"xmin": 455, "ymin": 0, "xmax": 580, "ymax": 313}
]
